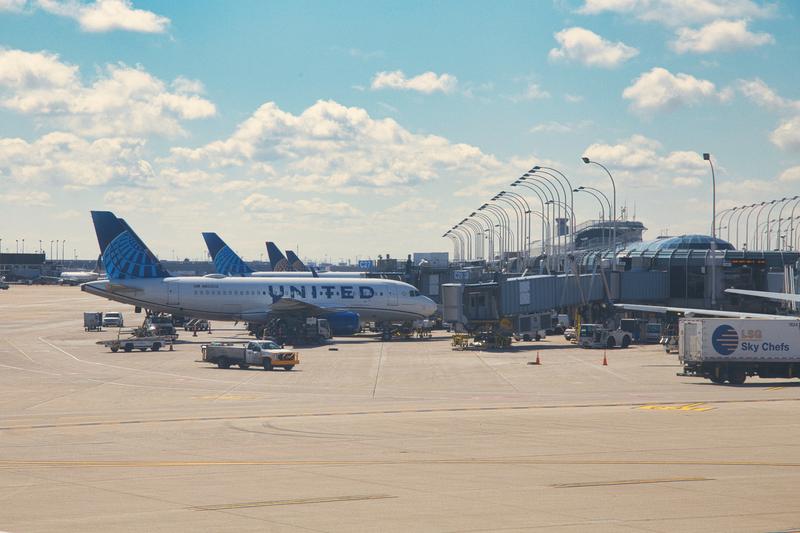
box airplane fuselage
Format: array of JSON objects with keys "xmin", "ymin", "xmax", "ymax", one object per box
[{"xmin": 82, "ymin": 276, "xmax": 435, "ymax": 323}]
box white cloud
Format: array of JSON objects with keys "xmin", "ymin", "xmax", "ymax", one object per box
[
  {"xmin": 582, "ymin": 134, "xmax": 708, "ymax": 188},
  {"xmin": 672, "ymin": 19, "xmax": 773, "ymax": 53},
  {"xmin": 622, "ymin": 67, "xmax": 721, "ymax": 113},
  {"xmin": 738, "ymin": 78, "xmax": 800, "ymax": 112},
  {"xmin": 0, "ymin": 0, "xmax": 26, "ymax": 11},
  {"xmin": 0, "ymin": 131, "xmax": 149, "ymax": 188},
  {"xmin": 770, "ymin": 116, "xmax": 800, "ymax": 153},
  {"xmin": 548, "ymin": 27, "xmax": 638, "ymax": 68},
  {"xmin": 37, "ymin": 0, "xmax": 170, "ymax": 33},
  {"xmin": 517, "ymin": 83, "xmax": 550, "ymax": 100},
  {"xmin": 577, "ymin": 0, "xmax": 775, "ymax": 27},
  {"xmin": 0, "ymin": 190, "xmax": 52, "ymax": 206},
  {"xmin": 672, "ymin": 176, "xmax": 702, "ymax": 187},
  {"xmin": 241, "ymin": 193, "xmax": 362, "ymax": 221},
  {"xmin": 530, "ymin": 120, "xmax": 593, "ymax": 133},
  {"xmin": 778, "ymin": 166, "xmax": 800, "ymax": 183},
  {"xmin": 370, "ymin": 70, "xmax": 457, "ymax": 94},
  {"xmin": 0, "ymin": 48, "xmax": 216, "ymax": 136},
  {"xmin": 170, "ymin": 99, "xmax": 503, "ymax": 192},
  {"xmin": 564, "ymin": 93, "xmax": 584, "ymax": 103},
  {"xmin": 736, "ymin": 79, "xmax": 800, "ymax": 153}
]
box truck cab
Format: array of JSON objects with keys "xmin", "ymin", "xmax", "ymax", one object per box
[{"xmin": 579, "ymin": 324, "xmax": 632, "ymax": 349}]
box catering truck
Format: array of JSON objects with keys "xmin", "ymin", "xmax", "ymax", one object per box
[
  {"xmin": 679, "ymin": 318, "xmax": 800, "ymax": 384},
  {"xmin": 201, "ymin": 340, "xmax": 299, "ymax": 371}
]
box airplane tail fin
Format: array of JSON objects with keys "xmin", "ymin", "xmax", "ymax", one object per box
[
  {"xmin": 90, "ymin": 211, "xmax": 170, "ymax": 279},
  {"xmin": 266, "ymin": 241, "xmax": 290, "ymax": 272},
  {"xmin": 285, "ymin": 250, "xmax": 308, "ymax": 272},
  {"xmin": 202, "ymin": 232, "xmax": 253, "ymax": 276}
]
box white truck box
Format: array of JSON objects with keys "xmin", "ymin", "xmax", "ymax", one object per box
[
  {"xmin": 680, "ymin": 318, "xmax": 800, "ymax": 363},
  {"xmin": 678, "ymin": 318, "xmax": 800, "ymax": 384}
]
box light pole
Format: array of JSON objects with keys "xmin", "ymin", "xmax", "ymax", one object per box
[
  {"xmin": 502, "ymin": 190, "xmax": 532, "ymax": 259},
  {"xmin": 582, "ymin": 157, "xmax": 617, "ymax": 265},
  {"xmin": 702, "ymin": 153, "xmax": 717, "ymax": 306},
  {"xmin": 776, "ymin": 196, "xmax": 798, "ymax": 250},
  {"xmin": 523, "ymin": 173, "xmax": 562, "ymax": 253},
  {"xmin": 575, "ymin": 188, "xmax": 606, "ymax": 246},
  {"xmin": 482, "ymin": 204, "xmax": 505, "ymax": 257},
  {"xmin": 754, "ymin": 200, "xmax": 774, "ymax": 250},
  {"xmin": 486, "ymin": 204, "xmax": 516, "ymax": 259},
  {"xmin": 530, "ymin": 168, "xmax": 570, "ymax": 251},
  {"xmin": 515, "ymin": 179, "xmax": 553, "ymax": 257},
  {"xmin": 788, "ymin": 198, "xmax": 800, "ymax": 250},
  {"xmin": 532, "ymin": 166, "xmax": 575, "ymax": 249},
  {"xmin": 473, "ymin": 211, "xmax": 496, "ymax": 260},
  {"xmin": 765, "ymin": 197, "xmax": 787, "ymax": 251},
  {"xmin": 61, "ymin": 240, "xmax": 66, "ymax": 264}
]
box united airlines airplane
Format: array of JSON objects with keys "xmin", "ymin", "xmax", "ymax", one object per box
[
  {"xmin": 202, "ymin": 232, "xmax": 366, "ymax": 278},
  {"xmin": 83, "ymin": 212, "xmax": 436, "ymax": 331}
]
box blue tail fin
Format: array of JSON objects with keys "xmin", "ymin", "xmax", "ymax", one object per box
[
  {"xmin": 266, "ymin": 242, "xmax": 290, "ymax": 272},
  {"xmin": 202, "ymin": 232, "xmax": 253, "ymax": 276},
  {"xmin": 285, "ymin": 250, "xmax": 308, "ymax": 272},
  {"xmin": 90, "ymin": 211, "xmax": 170, "ymax": 279}
]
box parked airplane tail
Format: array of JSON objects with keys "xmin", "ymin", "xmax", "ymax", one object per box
[
  {"xmin": 202, "ymin": 232, "xmax": 254, "ymax": 276},
  {"xmin": 266, "ymin": 241, "xmax": 290, "ymax": 272},
  {"xmin": 285, "ymin": 250, "xmax": 308, "ymax": 272},
  {"xmin": 90, "ymin": 211, "xmax": 170, "ymax": 279}
]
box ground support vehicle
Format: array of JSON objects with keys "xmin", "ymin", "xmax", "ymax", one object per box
[
  {"xmin": 138, "ymin": 315, "xmax": 178, "ymax": 341},
  {"xmin": 578, "ymin": 324, "xmax": 632, "ymax": 349},
  {"xmin": 84, "ymin": 312, "xmax": 103, "ymax": 331},
  {"xmin": 563, "ymin": 327, "xmax": 576, "ymax": 341},
  {"xmin": 679, "ymin": 318, "xmax": 800, "ymax": 384},
  {"xmin": 97, "ymin": 336, "xmax": 170, "ymax": 353},
  {"xmin": 620, "ymin": 318, "xmax": 661, "ymax": 343},
  {"xmin": 184, "ymin": 318, "xmax": 210, "ymax": 332},
  {"xmin": 202, "ymin": 340, "xmax": 299, "ymax": 371},
  {"xmin": 248, "ymin": 317, "xmax": 331, "ymax": 345},
  {"xmin": 102, "ymin": 311, "xmax": 124, "ymax": 328}
]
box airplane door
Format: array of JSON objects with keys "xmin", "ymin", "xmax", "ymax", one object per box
[
  {"xmin": 388, "ymin": 286, "xmax": 399, "ymax": 306},
  {"xmin": 167, "ymin": 282, "xmax": 180, "ymax": 305}
]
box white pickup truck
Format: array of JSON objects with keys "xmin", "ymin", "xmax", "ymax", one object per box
[{"xmin": 202, "ymin": 340, "xmax": 299, "ymax": 371}]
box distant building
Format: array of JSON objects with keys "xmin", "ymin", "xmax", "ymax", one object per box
[{"xmin": 0, "ymin": 253, "xmax": 46, "ymax": 280}]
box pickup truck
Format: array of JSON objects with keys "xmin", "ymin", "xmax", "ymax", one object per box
[
  {"xmin": 102, "ymin": 311, "xmax": 124, "ymax": 328},
  {"xmin": 202, "ymin": 340, "xmax": 299, "ymax": 371}
]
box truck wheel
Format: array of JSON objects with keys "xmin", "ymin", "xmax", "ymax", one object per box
[
  {"xmin": 534, "ymin": 334, "xmax": 542, "ymax": 341},
  {"xmin": 217, "ymin": 357, "xmax": 231, "ymax": 369},
  {"xmin": 110, "ymin": 346, "xmax": 119, "ymax": 353},
  {"xmin": 151, "ymin": 343, "xmax": 161, "ymax": 351},
  {"xmin": 522, "ymin": 334, "xmax": 532, "ymax": 342},
  {"xmin": 621, "ymin": 336, "xmax": 631, "ymax": 348},
  {"xmin": 238, "ymin": 364, "xmax": 250, "ymax": 369},
  {"xmin": 263, "ymin": 358, "xmax": 273, "ymax": 371},
  {"xmin": 606, "ymin": 337, "xmax": 615, "ymax": 349},
  {"xmin": 728, "ymin": 367, "xmax": 746, "ymax": 385},
  {"xmin": 283, "ymin": 365, "xmax": 294, "ymax": 371},
  {"xmin": 124, "ymin": 343, "xmax": 133, "ymax": 352}
]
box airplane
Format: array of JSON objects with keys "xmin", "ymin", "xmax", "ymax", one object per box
[
  {"xmin": 83, "ymin": 212, "xmax": 436, "ymax": 339},
  {"xmin": 57, "ymin": 270, "xmax": 101, "ymax": 285},
  {"xmin": 203, "ymin": 233, "xmax": 365, "ymax": 278}
]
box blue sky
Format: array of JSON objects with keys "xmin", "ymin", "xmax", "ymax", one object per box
[{"xmin": 0, "ymin": 0, "xmax": 798, "ymax": 261}]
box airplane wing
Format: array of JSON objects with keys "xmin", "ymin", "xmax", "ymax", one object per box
[
  {"xmin": 269, "ymin": 297, "xmax": 328, "ymax": 316},
  {"xmin": 725, "ymin": 288, "xmax": 800, "ymax": 303},
  {"xmin": 614, "ymin": 303, "xmax": 795, "ymax": 320}
]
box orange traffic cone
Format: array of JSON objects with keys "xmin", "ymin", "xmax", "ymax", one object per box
[{"xmin": 602, "ymin": 350, "xmax": 608, "ymax": 366}]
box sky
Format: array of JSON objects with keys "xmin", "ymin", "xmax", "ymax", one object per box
[{"xmin": 0, "ymin": 0, "xmax": 798, "ymax": 262}]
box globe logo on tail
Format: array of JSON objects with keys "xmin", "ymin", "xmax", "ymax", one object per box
[{"xmin": 712, "ymin": 325, "xmax": 739, "ymax": 356}]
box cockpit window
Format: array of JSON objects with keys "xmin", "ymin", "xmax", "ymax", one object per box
[{"xmin": 410, "ymin": 290, "xmax": 421, "ymax": 297}]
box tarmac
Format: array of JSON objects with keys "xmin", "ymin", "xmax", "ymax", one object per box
[{"xmin": 2, "ymin": 285, "xmax": 800, "ymax": 532}]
